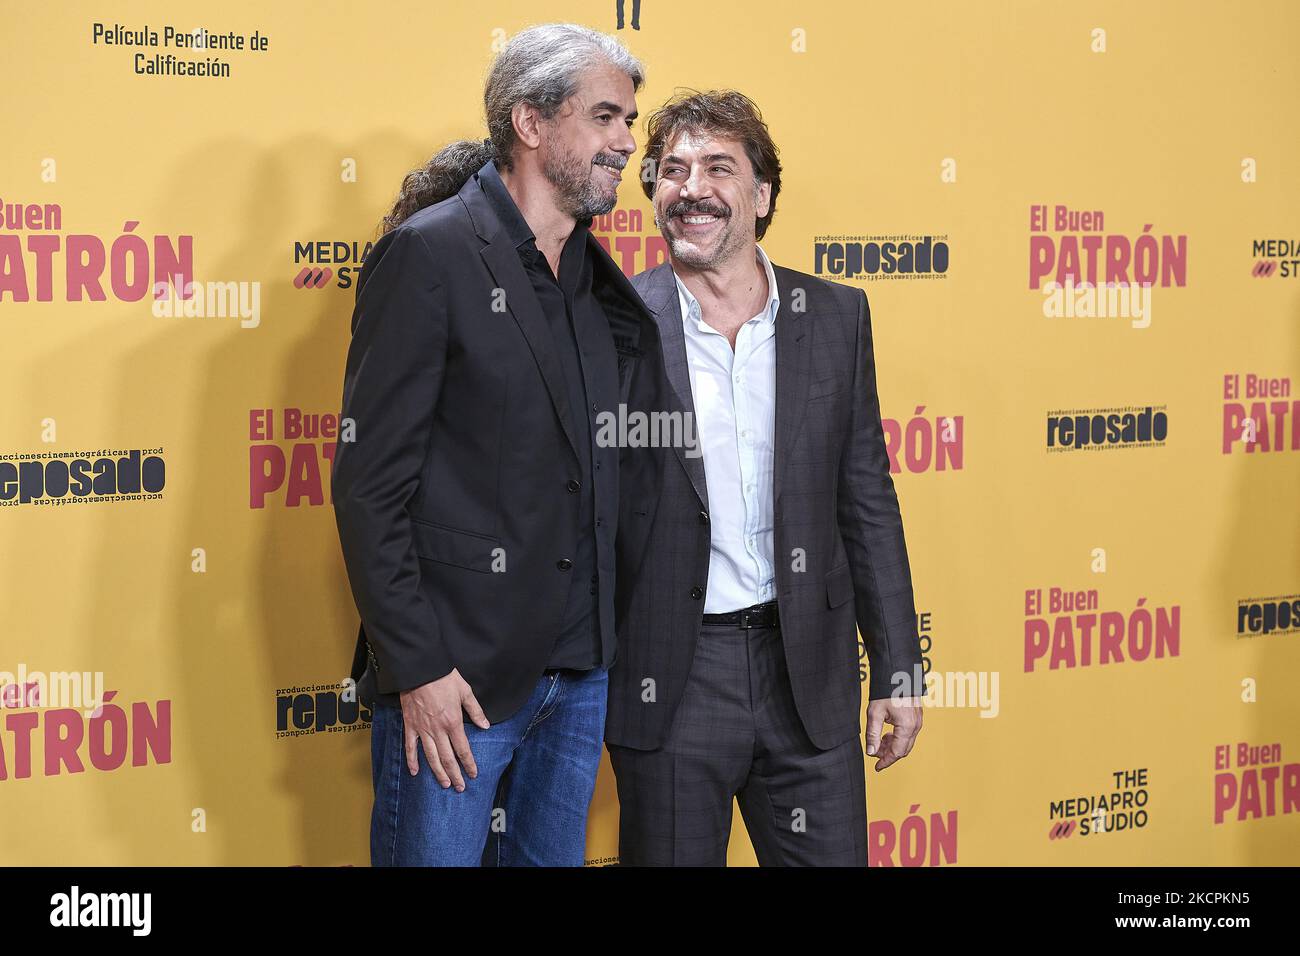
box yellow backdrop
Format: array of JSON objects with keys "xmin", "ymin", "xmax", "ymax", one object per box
[{"xmin": 2, "ymin": 0, "xmax": 1298, "ymax": 865}]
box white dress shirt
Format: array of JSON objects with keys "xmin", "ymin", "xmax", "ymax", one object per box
[{"xmin": 674, "ymin": 245, "xmax": 780, "ymax": 613}]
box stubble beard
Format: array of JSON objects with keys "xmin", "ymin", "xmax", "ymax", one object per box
[{"xmin": 543, "ymin": 137, "xmax": 620, "ymax": 220}]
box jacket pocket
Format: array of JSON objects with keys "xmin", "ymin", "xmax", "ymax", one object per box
[
  {"xmin": 411, "ymin": 518, "xmax": 500, "ymax": 573},
  {"xmin": 826, "ymin": 562, "xmax": 854, "ymax": 608}
]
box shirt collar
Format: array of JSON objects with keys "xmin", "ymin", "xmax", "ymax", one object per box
[
  {"xmin": 476, "ymin": 158, "xmax": 533, "ymax": 250},
  {"xmin": 673, "ymin": 244, "xmax": 780, "ymax": 328}
]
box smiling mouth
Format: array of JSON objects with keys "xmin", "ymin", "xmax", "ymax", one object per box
[
  {"xmin": 675, "ymin": 213, "xmax": 723, "ymax": 228},
  {"xmin": 597, "ymin": 164, "xmax": 622, "ymax": 181}
]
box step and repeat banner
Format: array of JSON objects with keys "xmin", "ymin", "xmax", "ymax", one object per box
[{"xmin": 2, "ymin": 0, "xmax": 1298, "ymax": 866}]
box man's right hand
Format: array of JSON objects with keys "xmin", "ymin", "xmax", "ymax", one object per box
[{"xmin": 399, "ymin": 669, "xmax": 491, "ymax": 791}]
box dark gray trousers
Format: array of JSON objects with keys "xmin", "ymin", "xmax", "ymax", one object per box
[{"xmin": 608, "ymin": 622, "xmax": 868, "ymax": 866}]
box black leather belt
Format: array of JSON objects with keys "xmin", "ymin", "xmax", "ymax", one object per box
[{"xmin": 701, "ymin": 599, "xmax": 780, "ymax": 629}]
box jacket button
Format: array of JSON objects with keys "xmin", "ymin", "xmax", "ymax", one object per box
[
  {"xmin": 566, "ymin": 479, "xmax": 581, "ymax": 493},
  {"xmin": 557, "ymin": 558, "xmax": 573, "ymax": 571},
  {"xmin": 690, "ymin": 586, "xmax": 704, "ymax": 600},
  {"xmin": 699, "ymin": 510, "xmax": 709, "ymax": 525}
]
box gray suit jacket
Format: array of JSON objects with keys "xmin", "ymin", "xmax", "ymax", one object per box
[{"xmin": 607, "ymin": 260, "xmax": 924, "ymax": 751}]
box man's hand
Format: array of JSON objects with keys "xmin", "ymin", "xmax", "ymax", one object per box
[
  {"xmin": 865, "ymin": 696, "xmax": 923, "ymax": 772},
  {"xmin": 399, "ymin": 669, "xmax": 491, "ymax": 790}
]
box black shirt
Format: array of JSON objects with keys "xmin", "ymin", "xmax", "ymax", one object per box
[{"xmin": 476, "ymin": 160, "xmax": 620, "ymax": 671}]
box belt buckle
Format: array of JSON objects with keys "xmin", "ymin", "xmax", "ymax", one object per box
[
  {"xmin": 750, "ymin": 601, "xmax": 778, "ymax": 629},
  {"xmin": 740, "ymin": 605, "xmax": 761, "ymax": 629}
]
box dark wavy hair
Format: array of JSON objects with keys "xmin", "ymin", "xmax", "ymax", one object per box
[
  {"xmin": 379, "ymin": 24, "xmax": 644, "ymax": 235},
  {"xmin": 379, "ymin": 140, "xmax": 498, "ymax": 234},
  {"xmin": 640, "ymin": 89, "xmax": 782, "ymax": 240}
]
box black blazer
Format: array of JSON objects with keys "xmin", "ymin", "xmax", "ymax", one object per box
[
  {"xmin": 607, "ymin": 262, "xmax": 924, "ymax": 752},
  {"xmin": 332, "ymin": 161, "xmax": 666, "ymax": 723}
]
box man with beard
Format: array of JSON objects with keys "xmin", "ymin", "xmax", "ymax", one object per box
[
  {"xmin": 332, "ymin": 23, "xmax": 665, "ymax": 866},
  {"xmin": 606, "ymin": 90, "xmax": 926, "ymax": 865}
]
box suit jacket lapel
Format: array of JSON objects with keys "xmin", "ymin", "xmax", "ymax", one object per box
[
  {"xmin": 641, "ymin": 265, "xmax": 710, "ymax": 511},
  {"xmin": 461, "ymin": 169, "xmax": 581, "ymax": 462},
  {"xmin": 772, "ymin": 264, "xmax": 812, "ymax": 506},
  {"xmin": 641, "ymin": 260, "xmax": 817, "ymax": 511}
]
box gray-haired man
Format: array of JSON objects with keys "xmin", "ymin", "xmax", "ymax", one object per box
[{"xmin": 332, "ymin": 23, "xmax": 666, "ymax": 866}]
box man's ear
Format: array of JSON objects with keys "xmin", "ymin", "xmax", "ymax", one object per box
[
  {"xmin": 511, "ymin": 101, "xmax": 542, "ymax": 151},
  {"xmin": 755, "ymin": 180, "xmax": 772, "ymax": 220}
]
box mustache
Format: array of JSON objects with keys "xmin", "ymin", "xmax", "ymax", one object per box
[
  {"xmin": 592, "ymin": 153, "xmax": 627, "ymax": 170},
  {"xmin": 666, "ymin": 200, "xmax": 730, "ymax": 219}
]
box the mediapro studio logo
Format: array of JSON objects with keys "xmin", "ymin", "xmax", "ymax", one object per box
[
  {"xmin": 813, "ymin": 234, "xmax": 950, "ymax": 282},
  {"xmin": 1249, "ymin": 237, "xmax": 1299, "ymax": 278},
  {"xmin": 292, "ymin": 240, "xmax": 374, "ymax": 290},
  {"xmin": 1048, "ymin": 769, "xmax": 1151, "ymax": 840}
]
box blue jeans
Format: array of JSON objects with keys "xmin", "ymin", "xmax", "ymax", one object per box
[{"xmin": 369, "ymin": 666, "xmax": 608, "ymax": 866}]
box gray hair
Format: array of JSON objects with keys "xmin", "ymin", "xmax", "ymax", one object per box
[
  {"xmin": 487, "ymin": 23, "xmax": 644, "ymax": 171},
  {"xmin": 380, "ymin": 23, "xmax": 644, "ymax": 233}
]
